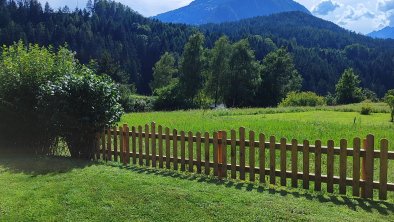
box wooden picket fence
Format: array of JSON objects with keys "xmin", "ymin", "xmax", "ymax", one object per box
[{"xmin": 96, "ymin": 123, "xmax": 394, "ymax": 200}]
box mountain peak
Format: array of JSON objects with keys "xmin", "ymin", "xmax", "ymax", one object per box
[{"xmin": 154, "ymin": 0, "xmax": 310, "ymax": 25}]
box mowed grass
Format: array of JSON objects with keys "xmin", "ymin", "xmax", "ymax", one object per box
[
  {"xmin": 120, "ymin": 104, "xmax": 394, "ymax": 147},
  {"xmin": 0, "ymin": 156, "xmax": 394, "ymax": 221}
]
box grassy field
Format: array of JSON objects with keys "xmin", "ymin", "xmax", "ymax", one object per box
[
  {"xmin": 120, "ymin": 103, "xmax": 394, "ymax": 147},
  {"xmin": 0, "ymin": 155, "xmax": 393, "ymax": 221}
]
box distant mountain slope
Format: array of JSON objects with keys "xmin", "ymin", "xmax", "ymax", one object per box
[
  {"xmin": 200, "ymin": 12, "xmax": 394, "ymax": 95},
  {"xmin": 368, "ymin": 27, "xmax": 394, "ymax": 39},
  {"xmin": 154, "ymin": 0, "xmax": 310, "ymax": 25}
]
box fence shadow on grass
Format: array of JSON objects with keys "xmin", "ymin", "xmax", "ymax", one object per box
[
  {"xmin": 0, "ymin": 155, "xmax": 93, "ymax": 176},
  {"xmin": 112, "ymin": 163, "xmax": 394, "ymax": 216}
]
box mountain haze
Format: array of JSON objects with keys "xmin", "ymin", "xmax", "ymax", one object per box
[{"xmin": 154, "ymin": 0, "xmax": 310, "ymax": 25}]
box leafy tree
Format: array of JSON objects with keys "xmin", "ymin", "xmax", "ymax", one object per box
[
  {"xmin": 223, "ymin": 39, "xmax": 261, "ymax": 107},
  {"xmin": 385, "ymin": 89, "xmax": 394, "ymax": 122},
  {"xmin": 205, "ymin": 36, "xmax": 232, "ymax": 106},
  {"xmin": 179, "ymin": 32, "xmax": 205, "ymax": 103},
  {"xmin": 259, "ymin": 48, "xmax": 302, "ymax": 107},
  {"xmin": 335, "ymin": 68, "xmax": 364, "ymax": 104},
  {"xmin": 151, "ymin": 52, "xmax": 178, "ymax": 92},
  {"xmin": 0, "ymin": 41, "xmax": 122, "ymax": 158}
]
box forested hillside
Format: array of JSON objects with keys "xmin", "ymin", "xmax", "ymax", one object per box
[
  {"xmin": 201, "ymin": 12, "xmax": 394, "ymax": 95},
  {"xmin": 1, "ymin": 0, "xmax": 394, "ymax": 96},
  {"xmin": 0, "ymin": 0, "xmax": 194, "ymax": 93}
]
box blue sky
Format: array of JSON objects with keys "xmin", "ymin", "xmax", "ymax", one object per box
[{"xmin": 40, "ymin": 0, "xmax": 394, "ymax": 34}]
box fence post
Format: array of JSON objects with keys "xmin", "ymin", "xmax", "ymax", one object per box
[
  {"xmin": 364, "ymin": 135, "xmax": 374, "ymax": 199},
  {"xmin": 123, "ymin": 124, "xmax": 130, "ymax": 165},
  {"xmin": 379, "ymin": 139, "xmax": 388, "ymax": 200}
]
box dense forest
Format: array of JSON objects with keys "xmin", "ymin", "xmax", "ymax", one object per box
[{"xmin": 1, "ymin": 0, "xmax": 394, "ymax": 97}]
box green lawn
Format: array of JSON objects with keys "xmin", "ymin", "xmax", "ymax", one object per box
[
  {"xmin": 120, "ymin": 104, "xmax": 394, "ymax": 147},
  {"xmin": 0, "ymin": 156, "xmax": 393, "ymax": 221}
]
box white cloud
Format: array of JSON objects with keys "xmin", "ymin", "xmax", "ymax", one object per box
[
  {"xmin": 378, "ymin": 0, "xmax": 394, "ymax": 12},
  {"xmin": 312, "ymin": 1, "xmax": 340, "ymax": 15}
]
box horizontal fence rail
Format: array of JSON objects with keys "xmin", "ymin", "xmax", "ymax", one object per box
[{"xmin": 97, "ymin": 123, "xmax": 393, "ymax": 201}]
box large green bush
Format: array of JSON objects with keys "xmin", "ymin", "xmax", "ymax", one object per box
[
  {"xmin": 279, "ymin": 91, "xmax": 326, "ymax": 107},
  {"xmin": 120, "ymin": 94, "xmax": 156, "ymax": 113},
  {"xmin": 0, "ymin": 42, "xmax": 122, "ymax": 158},
  {"xmin": 0, "ymin": 42, "xmax": 68, "ymax": 153}
]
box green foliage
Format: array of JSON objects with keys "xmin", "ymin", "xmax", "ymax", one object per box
[
  {"xmin": 279, "ymin": 92, "xmax": 326, "ymax": 107},
  {"xmin": 205, "ymin": 36, "xmax": 232, "ymax": 106},
  {"xmin": 40, "ymin": 70, "xmax": 123, "ymax": 158},
  {"xmin": 360, "ymin": 103, "xmax": 372, "ymax": 115},
  {"xmin": 120, "ymin": 94, "xmax": 156, "ymax": 113},
  {"xmin": 325, "ymin": 92, "xmax": 337, "ymax": 106},
  {"xmin": 0, "ymin": 42, "xmax": 122, "ymax": 158},
  {"xmin": 179, "ymin": 33, "xmax": 205, "ymax": 101},
  {"xmin": 151, "ymin": 52, "xmax": 178, "ymax": 91},
  {"xmin": 154, "ymin": 80, "xmax": 186, "ymax": 111},
  {"xmin": 335, "ymin": 68, "xmax": 364, "ymax": 104},
  {"xmin": 0, "ymin": 41, "xmax": 72, "ymax": 152},
  {"xmin": 223, "ymin": 39, "xmax": 261, "ymax": 107},
  {"xmin": 385, "ymin": 89, "xmax": 394, "ymax": 122},
  {"xmin": 258, "ymin": 48, "xmax": 302, "ymax": 107}
]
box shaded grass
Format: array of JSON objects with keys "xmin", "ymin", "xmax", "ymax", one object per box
[{"xmin": 0, "ymin": 156, "xmax": 393, "ymax": 221}]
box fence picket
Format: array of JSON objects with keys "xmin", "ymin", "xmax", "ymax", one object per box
[
  {"xmin": 188, "ymin": 132, "xmax": 194, "ymax": 172},
  {"xmin": 138, "ymin": 126, "xmax": 143, "ymax": 166},
  {"xmin": 181, "ymin": 131, "xmax": 186, "ymax": 171},
  {"xmin": 204, "ymin": 132, "xmax": 210, "ymax": 175},
  {"xmin": 124, "ymin": 125, "xmax": 130, "ymax": 164},
  {"xmin": 173, "ymin": 129, "xmax": 178, "ymax": 170},
  {"xmin": 131, "ymin": 126, "xmax": 137, "ymax": 164},
  {"xmin": 380, "ymin": 139, "xmax": 388, "ymax": 200},
  {"xmin": 213, "ymin": 132, "xmax": 219, "ymax": 177},
  {"xmin": 113, "ymin": 127, "xmax": 118, "ymax": 162},
  {"xmin": 259, "ymin": 134, "xmax": 266, "ymax": 184},
  {"xmin": 315, "ymin": 140, "xmax": 322, "ymax": 191},
  {"xmin": 151, "ymin": 123, "xmax": 156, "ymax": 167},
  {"xmin": 106, "ymin": 129, "xmax": 111, "ymax": 161},
  {"xmin": 239, "ymin": 128, "xmax": 246, "ymax": 180},
  {"xmin": 353, "ymin": 138, "xmax": 361, "ymax": 197},
  {"xmin": 280, "ymin": 138, "xmax": 286, "ymax": 186},
  {"xmin": 270, "ymin": 136, "xmax": 276, "ymax": 185},
  {"xmin": 249, "ymin": 131, "xmax": 256, "ymax": 182},
  {"xmin": 101, "ymin": 131, "xmax": 105, "ymax": 160},
  {"xmin": 291, "ymin": 139, "xmax": 298, "ymax": 188},
  {"xmin": 303, "ymin": 140, "xmax": 310, "ymax": 189},
  {"xmin": 196, "ymin": 132, "xmax": 202, "ymax": 174},
  {"xmin": 231, "ymin": 130, "xmax": 237, "ymax": 179},
  {"xmin": 119, "ymin": 127, "xmax": 123, "ymax": 163},
  {"xmin": 327, "ymin": 140, "xmax": 334, "ymax": 193},
  {"xmin": 339, "ymin": 139, "xmax": 347, "ymax": 195},
  {"xmin": 165, "ymin": 127, "xmax": 170, "ymax": 169},
  {"xmin": 158, "ymin": 125, "xmax": 163, "ymax": 168},
  {"xmin": 145, "ymin": 124, "xmax": 150, "ymax": 166},
  {"xmin": 365, "ymin": 135, "xmax": 374, "ymax": 199}
]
